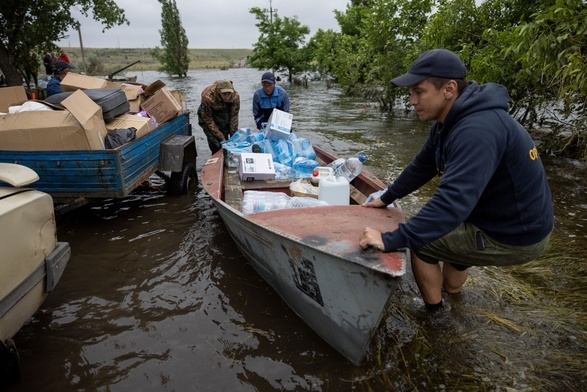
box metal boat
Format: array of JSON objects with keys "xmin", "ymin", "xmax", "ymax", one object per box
[{"xmin": 201, "ymin": 146, "xmax": 407, "ymax": 364}]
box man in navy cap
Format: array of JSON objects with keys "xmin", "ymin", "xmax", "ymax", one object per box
[
  {"xmin": 46, "ymin": 60, "xmax": 74, "ymax": 97},
  {"xmin": 359, "ymin": 49, "xmax": 553, "ymax": 313},
  {"xmin": 252, "ymin": 71, "xmax": 290, "ymax": 130}
]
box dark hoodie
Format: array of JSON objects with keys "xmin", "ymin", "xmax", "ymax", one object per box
[{"xmin": 380, "ymin": 81, "xmax": 554, "ymax": 251}]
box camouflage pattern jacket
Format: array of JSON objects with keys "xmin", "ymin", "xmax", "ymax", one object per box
[{"xmin": 198, "ymin": 81, "xmax": 240, "ymax": 141}]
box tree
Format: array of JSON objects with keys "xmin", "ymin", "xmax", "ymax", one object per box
[
  {"xmin": 150, "ymin": 0, "xmax": 189, "ymax": 77},
  {"xmin": 248, "ymin": 7, "xmax": 311, "ymax": 82},
  {"xmin": 0, "ymin": 0, "xmax": 128, "ymax": 86}
]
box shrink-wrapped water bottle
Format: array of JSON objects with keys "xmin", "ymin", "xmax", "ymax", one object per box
[
  {"xmin": 332, "ymin": 151, "xmax": 368, "ymax": 182},
  {"xmin": 229, "ymin": 128, "xmax": 250, "ymax": 143},
  {"xmin": 273, "ymin": 139, "xmax": 294, "ymax": 166},
  {"xmin": 286, "ymin": 197, "xmax": 329, "ymax": 209},
  {"xmin": 292, "ymin": 157, "xmax": 320, "ymax": 178},
  {"xmin": 242, "ymin": 191, "xmax": 289, "ymax": 214}
]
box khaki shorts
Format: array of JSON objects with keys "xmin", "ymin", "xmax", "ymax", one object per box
[{"xmin": 414, "ymin": 223, "xmax": 551, "ymax": 269}]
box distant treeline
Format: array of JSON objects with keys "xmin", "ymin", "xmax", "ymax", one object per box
[{"xmin": 47, "ymin": 48, "xmax": 253, "ymax": 76}]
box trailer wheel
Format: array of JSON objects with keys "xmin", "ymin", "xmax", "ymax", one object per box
[{"xmin": 169, "ymin": 162, "xmax": 198, "ymax": 195}]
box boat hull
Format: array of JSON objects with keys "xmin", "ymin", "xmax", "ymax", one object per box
[
  {"xmin": 202, "ymin": 149, "xmax": 407, "ymax": 364},
  {"xmin": 213, "ymin": 200, "xmax": 401, "ymax": 363}
]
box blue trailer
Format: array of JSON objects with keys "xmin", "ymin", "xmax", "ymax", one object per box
[{"xmin": 0, "ymin": 113, "xmax": 197, "ymax": 211}]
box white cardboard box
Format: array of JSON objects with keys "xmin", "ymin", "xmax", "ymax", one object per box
[
  {"xmin": 266, "ymin": 109, "xmax": 292, "ymax": 141},
  {"xmin": 239, "ymin": 153, "xmax": 276, "ymax": 181}
]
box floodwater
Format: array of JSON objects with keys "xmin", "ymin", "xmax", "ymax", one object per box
[{"xmin": 6, "ymin": 68, "xmax": 586, "ymax": 391}]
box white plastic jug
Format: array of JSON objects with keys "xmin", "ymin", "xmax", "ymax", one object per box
[
  {"xmin": 311, "ymin": 166, "xmax": 334, "ymax": 185},
  {"xmin": 318, "ymin": 175, "xmax": 350, "ymax": 205}
]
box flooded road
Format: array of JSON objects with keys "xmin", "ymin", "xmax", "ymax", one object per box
[{"xmin": 7, "ymin": 68, "xmax": 586, "ymax": 391}]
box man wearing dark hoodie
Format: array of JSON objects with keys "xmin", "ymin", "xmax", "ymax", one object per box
[
  {"xmin": 197, "ymin": 80, "xmax": 240, "ymax": 154},
  {"xmin": 359, "ymin": 49, "xmax": 553, "ymax": 312}
]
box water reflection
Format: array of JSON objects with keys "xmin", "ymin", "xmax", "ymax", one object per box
[{"xmin": 7, "ymin": 69, "xmax": 586, "ymax": 391}]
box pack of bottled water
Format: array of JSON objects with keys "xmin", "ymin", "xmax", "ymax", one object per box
[
  {"xmin": 229, "ymin": 128, "xmax": 251, "ymax": 143},
  {"xmin": 272, "ymin": 139, "xmax": 294, "ymax": 166},
  {"xmin": 242, "ymin": 190, "xmax": 330, "ymax": 214},
  {"xmin": 286, "ymin": 197, "xmax": 329, "ymax": 208},
  {"xmin": 292, "ymin": 157, "xmax": 320, "ymax": 178},
  {"xmin": 242, "ymin": 191, "xmax": 290, "ymax": 214},
  {"xmin": 289, "ymin": 133, "xmax": 316, "ymax": 159}
]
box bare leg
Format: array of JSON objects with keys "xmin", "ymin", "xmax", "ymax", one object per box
[
  {"xmin": 411, "ymin": 253, "xmax": 443, "ymax": 305},
  {"xmin": 442, "ymin": 263, "xmax": 468, "ymax": 294}
]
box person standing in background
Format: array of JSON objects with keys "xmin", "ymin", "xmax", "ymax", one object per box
[
  {"xmin": 24, "ymin": 53, "xmax": 39, "ymax": 88},
  {"xmin": 197, "ymin": 80, "xmax": 240, "ymax": 154},
  {"xmin": 57, "ymin": 49, "xmax": 70, "ymax": 64},
  {"xmin": 252, "ymin": 71, "xmax": 290, "ymax": 130},
  {"xmin": 43, "ymin": 52, "xmax": 53, "ymax": 76}
]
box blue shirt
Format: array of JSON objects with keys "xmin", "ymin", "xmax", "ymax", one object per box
[
  {"xmin": 252, "ymin": 85, "xmax": 290, "ymax": 129},
  {"xmin": 46, "ymin": 76, "xmax": 63, "ymax": 97}
]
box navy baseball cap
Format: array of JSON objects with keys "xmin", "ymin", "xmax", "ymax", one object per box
[
  {"xmin": 261, "ymin": 71, "xmax": 276, "ymax": 83},
  {"xmin": 392, "ymin": 49, "xmax": 466, "ymax": 87},
  {"xmin": 53, "ymin": 60, "xmax": 74, "ymax": 73}
]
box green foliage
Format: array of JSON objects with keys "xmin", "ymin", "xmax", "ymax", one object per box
[
  {"xmin": 248, "ymin": 7, "xmax": 311, "ymax": 82},
  {"xmin": 150, "ymin": 0, "xmax": 189, "ymax": 77},
  {"xmin": 86, "ymin": 54, "xmax": 105, "ymax": 76},
  {"xmin": 309, "ymin": 0, "xmax": 586, "ymax": 159},
  {"xmin": 0, "ymin": 0, "xmax": 128, "ymax": 86}
]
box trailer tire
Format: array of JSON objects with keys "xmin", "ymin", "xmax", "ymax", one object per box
[{"xmin": 169, "ymin": 162, "xmax": 198, "ymax": 196}]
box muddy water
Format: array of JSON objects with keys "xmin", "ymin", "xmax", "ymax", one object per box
[{"xmin": 7, "ymin": 68, "xmax": 586, "ymax": 391}]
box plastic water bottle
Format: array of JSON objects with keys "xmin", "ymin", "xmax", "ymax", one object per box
[
  {"xmin": 242, "ymin": 191, "xmax": 289, "ymax": 214},
  {"xmin": 326, "ymin": 158, "xmax": 345, "ymax": 172},
  {"xmin": 292, "ymin": 157, "xmax": 320, "ymax": 178},
  {"xmin": 247, "ymin": 131, "xmax": 265, "ymax": 144},
  {"xmin": 332, "ymin": 151, "xmax": 368, "ymax": 182},
  {"xmin": 273, "ymin": 139, "xmax": 293, "ymax": 166},
  {"xmin": 286, "ymin": 197, "xmax": 329, "ymax": 209},
  {"xmin": 229, "ymin": 128, "xmax": 250, "ymax": 143}
]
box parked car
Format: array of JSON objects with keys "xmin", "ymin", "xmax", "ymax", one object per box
[{"xmin": 0, "ymin": 163, "xmax": 71, "ymax": 386}]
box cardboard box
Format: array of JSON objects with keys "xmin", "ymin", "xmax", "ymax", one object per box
[
  {"xmin": 0, "ymin": 90, "xmax": 108, "ymax": 151},
  {"xmin": 106, "ymin": 114, "xmax": 156, "ymax": 140},
  {"xmin": 266, "ymin": 109, "xmax": 293, "ymax": 141},
  {"xmin": 119, "ymin": 84, "xmax": 143, "ymax": 101},
  {"xmin": 239, "ymin": 153, "xmax": 276, "ymax": 181},
  {"xmin": 169, "ymin": 90, "xmax": 186, "ymax": 112},
  {"xmin": 0, "ymin": 86, "xmax": 28, "ymax": 113},
  {"xmin": 60, "ymin": 72, "xmax": 108, "ymax": 92},
  {"xmin": 118, "ymin": 84, "xmax": 144, "ymax": 112},
  {"xmin": 141, "ymin": 87, "xmax": 182, "ymax": 125}
]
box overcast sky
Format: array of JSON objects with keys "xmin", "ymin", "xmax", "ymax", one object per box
[{"xmin": 57, "ymin": 0, "xmax": 350, "ymax": 49}]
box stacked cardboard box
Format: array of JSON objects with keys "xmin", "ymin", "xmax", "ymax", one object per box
[
  {"xmin": 0, "ymin": 76, "xmax": 186, "ymax": 151},
  {"xmin": 0, "ymin": 89, "xmax": 108, "ymax": 150}
]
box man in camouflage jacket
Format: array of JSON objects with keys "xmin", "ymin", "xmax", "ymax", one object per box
[{"xmin": 197, "ymin": 80, "xmax": 240, "ymax": 154}]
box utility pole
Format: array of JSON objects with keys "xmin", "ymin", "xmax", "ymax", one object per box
[
  {"xmin": 264, "ymin": 0, "xmax": 278, "ymax": 75},
  {"xmin": 263, "ymin": 0, "xmax": 277, "ymax": 25},
  {"xmin": 76, "ymin": 21, "xmax": 87, "ymax": 74}
]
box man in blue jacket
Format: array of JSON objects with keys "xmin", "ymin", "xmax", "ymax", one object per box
[
  {"xmin": 252, "ymin": 71, "xmax": 290, "ymax": 130},
  {"xmin": 359, "ymin": 49, "xmax": 553, "ymax": 312},
  {"xmin": 46, "ymin": 60, "xmax": 74, "ymax": 97}
]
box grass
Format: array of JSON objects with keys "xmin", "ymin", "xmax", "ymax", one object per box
[
  {"xmin": 54, "ymin": 47, "xmax": 253, "ymax": 76},
  {"xmin": 352, "ymin": 232, "xmax": 587, "ymax": 391}
]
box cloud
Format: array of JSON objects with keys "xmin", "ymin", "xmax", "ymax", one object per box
[{"xmin": 58, "ymin": 0, "xmax": 349, "ymax": 49}]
